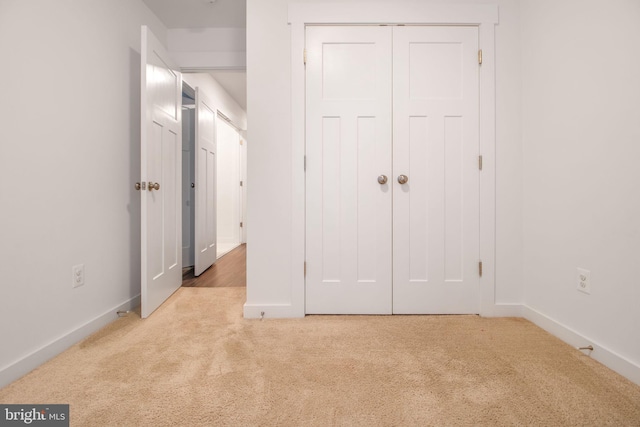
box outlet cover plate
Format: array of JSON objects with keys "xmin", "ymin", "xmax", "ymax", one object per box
[
  {"xmin": 577, "ymin": 268, "xmax": 590, "ymax": 294},
  {"xmin": 72, "ymin": 264, "xmax": 85, "ymax": 288}
]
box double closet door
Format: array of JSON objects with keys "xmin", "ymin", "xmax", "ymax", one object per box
[{"xmin": 305, "ymin": 25, "xmax": 480, "ymax": 314}]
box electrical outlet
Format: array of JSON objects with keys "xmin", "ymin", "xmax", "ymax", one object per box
[
  {"xmin": 72, "ymin": 264, "xmax": 85, "ymax": 288},
  {"xmin": 577, "ymin": 268, "xmax": 590, "ymax": 294}
]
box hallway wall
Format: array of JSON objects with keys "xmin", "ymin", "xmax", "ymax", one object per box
[{"xmin": 0, "ymin": 0, "xmax": 167, "ymax": 387}]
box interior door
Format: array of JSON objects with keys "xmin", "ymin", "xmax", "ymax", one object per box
[
  {"xmin": 392, "ymin": 26, "xmax": 480, "ymax": 314},
  {"xmin": 305, "ymin": 25, "xmax": 480, "ymax": 315},
  {"xmin": 194, "ymin": 88, "xmax": 217, "ymax": 275},
  {"xmin": 305, "ymin": 26, "xmax": 393, "ymax": 314},
  {"xmin": 140, "ymin": 26, "xmax": 182, "ymax": 318}
]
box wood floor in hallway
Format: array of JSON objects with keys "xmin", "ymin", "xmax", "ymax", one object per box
[{"xmin": 182, "ymin": 244, "xmax": 246, "ymax": 287}]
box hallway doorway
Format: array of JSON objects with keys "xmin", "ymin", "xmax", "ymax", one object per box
[{"xmin": 182, "ymin": 244, "xmax": 246, "ymax": 288}]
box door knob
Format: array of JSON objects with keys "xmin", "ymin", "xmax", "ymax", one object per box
[
  {"xmin": 377, "ymin": 175, "xmax": 388, "ymax": 185},
  {"xmin": 397, "ymin": 174, "xmax": 408, "ymax": 185},
  {"xmin": 148, "ymin": 182, "xmax": 160, "ymax": 191}
]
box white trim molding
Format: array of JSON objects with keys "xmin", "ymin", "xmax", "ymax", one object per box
[
  {"xmin": 243, "ymin": 303, "xmax": 304, "ymax": 319},
  {"xmin": 523, "ymin": 305, "xmax": 640, "ymax": 387},
  {"xmin": 289, "ymin": 2, "xmax": 500, "ymax": 317},
  {"xmin": 0, "ymin": 295, "xmax": 141, "ymax": 389}
]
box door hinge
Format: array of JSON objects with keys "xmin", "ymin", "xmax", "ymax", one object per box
[
  {"xmin": 240, "ymin": 222, "xmax": 243, "ymax": 228},
  {"xmin": 304, "ymin": 261, "xmax": 307, "ymax": 277},
  {"xmin": 304, "ymin": 49, "xmax": 307, "ymax": 66},
  {"xmin": 479, "ymin": 155, "xmax": 483, "ymax": 171},
  {"xmin": 304, "ymin": 155, "xmax": 307, "ymax": 171},
  {"xmin": 478, "ymin": 49, "xmax": 483, "ymax": 65},
  {"xmin": 479, "ymin": 261, "xmax": 483, "ymax": 277},
  {"xmin": 240, "ymin": 180, "xmax": 243, "ymax": 187}
]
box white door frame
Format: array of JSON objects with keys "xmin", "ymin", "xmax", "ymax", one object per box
[{"xmin": 288, "ymin": 3, "xmax": 500, "ymax": 317}]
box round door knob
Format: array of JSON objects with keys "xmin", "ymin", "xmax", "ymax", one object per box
[
  {"xmin": 397, "ymin": 174, "xmax": 408, "ymax": 185},
  {"xmin": 148, "ymin": 182, "xmax": 160, "ymax": 191},
  {"xmin": 377, "ymin": 175, "xmax": 388, "ymax": 185}
]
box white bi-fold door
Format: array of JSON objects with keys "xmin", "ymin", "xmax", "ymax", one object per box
[{"xmin": 305, "ymin": 25, "xmax": 480, "ymax": 315}]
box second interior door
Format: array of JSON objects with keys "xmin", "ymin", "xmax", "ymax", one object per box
[{"xmin": 305, "ymin": 25, "xmax": 480, "ymax": 314}]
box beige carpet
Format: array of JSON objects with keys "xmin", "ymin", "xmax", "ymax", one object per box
[{"xmin": 1, "ymin": 288, "xmax": 639, "ymax": 426}]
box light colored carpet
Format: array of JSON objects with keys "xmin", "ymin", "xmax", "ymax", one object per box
[{"xmin": 1, "ymin": 287, "xmax": 639, "ymax": 426}]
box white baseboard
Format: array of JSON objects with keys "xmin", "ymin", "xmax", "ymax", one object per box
[
  {"xmin": 243, "ymin": 303, "xmax": 304, "ymax": 319},
  {"xmin": 0, "ymin": 295, "xmax": 141, "ymax": 389},
  {"xmin": 523, "ymin": 305, "xmax": 640, "ymax": 387},
  {"xmin": 483, "ymin": 303, "xmax": 523, "ymax": 317}
]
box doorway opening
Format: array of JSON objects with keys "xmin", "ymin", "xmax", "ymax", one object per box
[{"xmin": 180, "ymin": 79, "xmax": 247, "ymax": 288}]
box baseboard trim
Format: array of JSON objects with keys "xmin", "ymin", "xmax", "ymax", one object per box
[
  {"xmin": 0, "ymin": 295, "xmax": 141, "ymax": 389},
  {"xmin": 523, "ymin": 305, "xmax": 640, "ymax": 386},
  {"xmin": 243, "ymin": 303, "xmax": 304, "ymax": 319},
  {"xmin": 483, "ymin": 303, "xmax": 523, "ymax": 317}
]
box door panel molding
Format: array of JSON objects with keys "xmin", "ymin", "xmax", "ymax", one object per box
[{"xmin": 287, "ymin": 4, "xmax": 498, "ymax": 318}]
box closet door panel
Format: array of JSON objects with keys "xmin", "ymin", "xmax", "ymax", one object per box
[
  {"xmin": 392, "ymin": 26, "xmax": 480, "ymax": 314},
  {"xmin": 305, "ymin": 26, "xmax": 393, "ymax": 314}
]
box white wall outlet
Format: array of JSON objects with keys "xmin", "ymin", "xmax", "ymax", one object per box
[
  {"xmin": 577, "ymin": 268, "xmax": 591, "ymax": 294},
  {"xmin": 72, "ymin": 264, "xmax": 85, "ymax": 288}
]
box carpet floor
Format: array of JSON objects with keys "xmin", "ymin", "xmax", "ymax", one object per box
[{"xmin": 1, "ymin": 287, "xmax": 639, "ymax": 426}]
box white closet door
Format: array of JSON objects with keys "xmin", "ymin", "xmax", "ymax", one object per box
[
  {"xmin": 392, "ymin": 26, "xmax": 480, "ymax": 314},
  {"xmin": 305, "ymin": 26, "xmax": 393, "ymax": 314},
  {"xmin": 216, "ymin": 117, "xmax": 241, "ymax": 257}
]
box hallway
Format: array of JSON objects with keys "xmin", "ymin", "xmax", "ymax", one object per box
[{"xmin": 182, "ymin": 244, "xmax": 246, "ymax": 288}]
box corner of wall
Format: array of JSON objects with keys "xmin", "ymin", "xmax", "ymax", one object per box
[
  {"xmin": 0, "ymin": 296, "xmax": 140, "ymax": 389},
  {"xmin": 523, "ymin": 305, "xmax": 640, "ymax": 387}
]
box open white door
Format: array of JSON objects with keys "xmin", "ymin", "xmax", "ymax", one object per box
[
  {"xmin": 140, "ymin": 26, "xmax": 182, "ymax": 318},
  {"xmin": 194, "ymin": 88, "xmax": 217, "ymax": 276}
]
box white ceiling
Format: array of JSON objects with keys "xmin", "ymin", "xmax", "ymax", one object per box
[
  {"xmin": 143, "ymin": 0, "xmax": 247, "ymax": 111},
  {"xmin": 142, "ymin": 0, "xmax": 246, "ymax": 29}
]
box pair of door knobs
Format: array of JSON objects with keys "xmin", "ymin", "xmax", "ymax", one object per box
[{"xmin": 378, "ymin": 175, "xmax": 408, "ymax": 185}]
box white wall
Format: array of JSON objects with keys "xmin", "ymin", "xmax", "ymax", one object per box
[
  {"xmin": 0, "ymin": 0, "xmax": 167, "ymax": 387},
  {"xmin": 168, "ymin": 28, "xmax": 246, "ymax": 70},
  {"xmin": 521, "ymin": 0, "xmax": 640, "ymax": 378},
  {"xmin": 216, "ymin": 117, "xmax": 243, "ymax": 254},
  {"xmin": 246, "ymin": 0, "xmax": 524, "ymax": 312}
]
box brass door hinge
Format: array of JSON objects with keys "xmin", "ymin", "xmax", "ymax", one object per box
[
  {"xmin": 479, "ymin": 155, "xmax": 483, "ymax": 171},
  {"xmin": 240, "ymin": 181, "xmax": 243, "ymax": 187},
  {"xmin": 479, "ymin": 261, "xmax": 483, "ymax": 277},
  {"xmin": 240, "ymin": 222, "xmax": 243, "ymax": 228},
  {"xmin": 304, "ymin": 261, "xmax": 307, "ymax": 277},
  {"xmin": 478, "ymin": 49, "xmax": 483, "ymax": 65}
]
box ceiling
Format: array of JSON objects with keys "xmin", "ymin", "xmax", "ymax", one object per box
[
  {"xmin": 142, "ymin": 0, "xmax": 246, "ymax": 29},
  {"xmin": 143, "ymin": 0, "xmax": 247, "ymax": 111}
]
